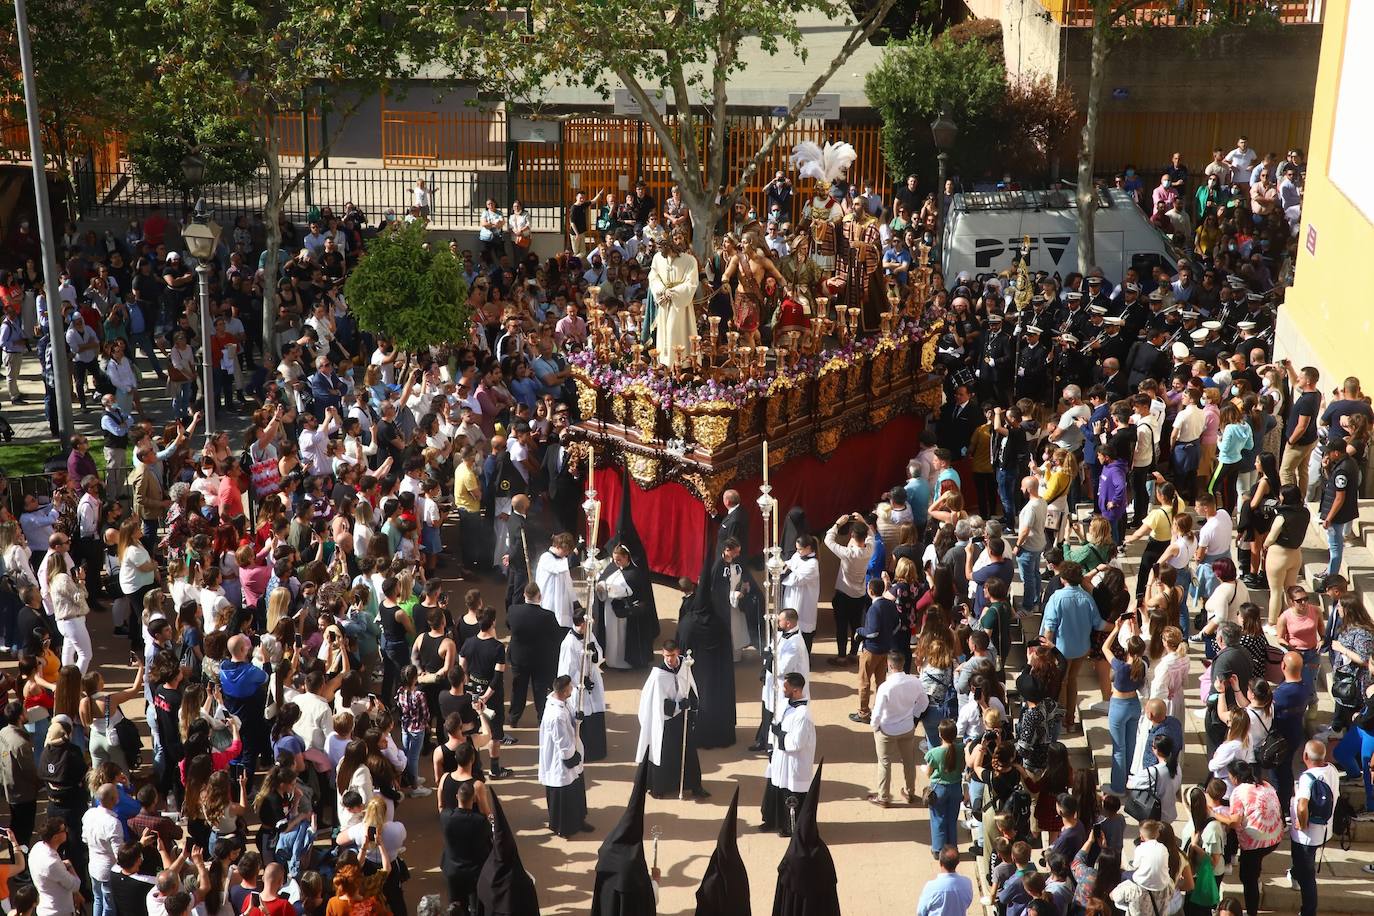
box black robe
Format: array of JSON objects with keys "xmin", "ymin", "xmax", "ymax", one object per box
[
  {"xmin": 771, "ymin": 763, "xmax": 839, "ymax": 916},
  {"xmin": 591, "ymin": 759, "xmax": 657, "ymax": 916},
  {"xmin": 676, "ymin": 561, "xmax": 739, "ymax": 750},
  {"xmin": 601, "ymin": 468, "xmax": 660, "ymax": 668},
  {"xmin": 696, "ymin": 787, "xmax": 751, "ymax": 916},
  {"xmin": 476, "ymin": 790, "xmax": 541, "ymax": 915},
  {"xmin": 780, "ymin": 507, "xmax": 808, "ymax": 561},
  {"xmin": 716, "ymin": 505, "xmax": 749, "ymax": 557}
]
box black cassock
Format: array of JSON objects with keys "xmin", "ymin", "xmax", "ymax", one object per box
[
  {"xmin": 771, "ymin": 763, "xmax": 840, "ymax": 916},
  {"xmin": 675, "ymin": 561, "xmax": 739, "ymax": 749},
  {"xmin": 696, "ymin": 787, "xmax": 751, "ymax": 916},
  {"xmin": 594, "ymin": 559, "xmax": 659, "ymax": 670},
  {"xmin": 476, "ymin": 790, "xmax": 541, "ymax": 916},
  {"xmin": 591, "ymin": 759, "xmax": 658, "ymax": 916}
]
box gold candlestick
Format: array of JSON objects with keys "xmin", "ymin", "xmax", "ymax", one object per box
[
  {"xmin": 708, "ymin": 316, "xmax": 721, "ymax": 341},
  {"xmin": 673, "ymin": 344, "xmax": 685, "ymax": 367},
  {"xmin": 757, "ymin": 347, "xmax": 768, "ymax": 369}
]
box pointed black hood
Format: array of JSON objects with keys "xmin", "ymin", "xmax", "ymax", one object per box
[
  {"xmin": 611, "ymin": 467, "xmax": 650, "ymax": 573},
  {"xmin": 771, "ymin": 762, "xmax": 839, "ymax": 916},
  {"xmin": 591, "ymin": 758, "xmax": 657, "ymax": 914},
  {"xmin": 476, "ymin": 790, "xmax": 540, "ymax": 916},
  {"xmin": 695, "ymin": 786, "xmax": 751, "ymax": 916},
  {"xmin": 781, "ymin": 506, "xmax": 808, "ymax": 560}
]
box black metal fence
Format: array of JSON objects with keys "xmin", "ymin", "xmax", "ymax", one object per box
[{"xmin": 71, "ymin": 162, "xmax": 563, "ymax": 234}]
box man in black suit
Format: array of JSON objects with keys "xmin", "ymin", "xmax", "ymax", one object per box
[
  {"xmin": 937, "ymin": 384, "xmax": 978, "ymax": 460},
  {"xmin": 542, "ymin": 421, "xmax": 583, "ymax": 537},
  {"xmin": 1125, "ymin": 327, "xmax": 1171, "ymax": 390},
  {"xmin": 715, "ymin": 489, "xmax": 748, "ymax": 557},
  {"xmin": 503, "ymin": 493, "xmax": 533, "ymax": 610},
  {"xmin": 505, "ymin": 581, "xmax": 563, "ymax": 727}
]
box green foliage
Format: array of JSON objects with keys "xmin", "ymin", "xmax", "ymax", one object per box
[
  {"xmin": 344, "ymin": 221, "xmax": 470, "ymax": 352},
  {"xmin": 865, "ymin": 29, "xmax": 1007, "ymax": 184},
  {"xmin": 128, "ymin": 105, "xmax": 265, "ymax": 188}
]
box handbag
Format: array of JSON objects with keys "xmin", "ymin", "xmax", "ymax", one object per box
[
  {"xmin": 1332, "ymin": 667, "xmax": 1363, "ymax": 707},
  {"xmin": 1125, "ymin": 768, "xmax": 1162, "ymax": 822},
  {"xmin": 249, "ymin": 442, "xmax": 281, "ymax": 498}
]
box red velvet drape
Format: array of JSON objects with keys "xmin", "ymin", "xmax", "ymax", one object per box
[{"xmin": 593, "ymin": 413, "xmax": 925, "ymax": 579}]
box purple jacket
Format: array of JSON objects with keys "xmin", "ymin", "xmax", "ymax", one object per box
[{"xmin": 1097, "ymin": 460, "xmax": 1128, "ymax": 521}]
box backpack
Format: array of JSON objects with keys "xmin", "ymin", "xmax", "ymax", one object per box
[
  {"xmin": 1332, "ymin": 795, "xmax": 1355, "ymax": 851},
  {"xmin": 1303, "ymin": 771, "xmax": 1334, "ymax": 827},
  {"xmin": 1251, "ymin": 710, "xmax": 1289, "ymax": 771}
]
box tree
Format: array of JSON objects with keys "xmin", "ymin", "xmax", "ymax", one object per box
[
  {"xmin": 344, "ymin": 220, "xmax": 470, "ymax": 352},
  {"xmin": 429, "ymin": 0, "xmax": 904, "ymax": 260},
  {"xmin": 1073, "ymin": 0, "xmax": 1279, "ymax": 270},
  {"xmin": 0, "ymin": 0, "xmax": 135, "ymax": 215},
  {"xmin": 128, "ymin": 103, "xmax": 265, "ymax": 189},
  {"xmin": 995, "ymin": 75, "xmax": 1078, "ymax": 183},
  {"xmin": 118, "ymin": 0, "xmax": 424, "ymax": 358},
  {"xmin": 865, "ymin": 29, "xmax": 1009, "ymax": 185}
]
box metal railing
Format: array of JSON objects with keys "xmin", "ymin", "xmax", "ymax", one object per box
[
  {"xmin": 1042, "ymin": 0, "xmax": 1324, "ymax": 26},
  {"xmin": 72, "ymin": 164, "xmax": 564, "ymax": 233}
]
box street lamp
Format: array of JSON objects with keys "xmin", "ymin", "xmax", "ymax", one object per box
[
  {"xmin": 931, "ymin": 111, "xmax": 958, "ymax": 189},
  {"xmin": 180, "ymin": 152, "xmax": 207, "ymax": 189},
  {"xmin": 181, "ymin": 199, "xmax": 221, "ymax": 437}
]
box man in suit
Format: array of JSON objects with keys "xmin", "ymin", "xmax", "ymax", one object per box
[
  {"xmin": 542, "ymin": 419, "xmax": 583, "ymax": 537},
  {"xmin": 715, "ymin": 489, "xmax": 748, "ymax": 557},
  {"xmin": 506, "ymin": 581, "xmax": 564, "ymax": 727},
  {"xmin": 1125, "ymin": 326, "xmax": 1171, "ymax": 390},
  {"xmin": 937, "ymin": 384, "xmax": 978, "ymax": 460},
  {"xmin": 306, "ymin": 355, "xmax": 349, "ymax": 420},
  {"xmin": 503, "ymin": 493, "xmax": 533, "ymax": 610}
]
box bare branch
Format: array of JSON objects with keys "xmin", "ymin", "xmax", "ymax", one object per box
[
  {"xmin": 725, "ymin": 0, "xmax": 897, "ymax": 202},
  {"xmin": 279, "ymin": 94, "xmax": 365, "ymax": 199}
]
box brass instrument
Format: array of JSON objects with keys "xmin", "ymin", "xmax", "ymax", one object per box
[{"xmin": 1080, "ymin": 330, "xmax": 1107, "ymax": 355}]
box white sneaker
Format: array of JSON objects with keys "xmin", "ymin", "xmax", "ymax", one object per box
[
  {"xmin": 1286, "ymin": 869, "xmax": 1296, "ymax": 889},
  {"xmin": 1352, "ymin": 811, "xmax": 1374, "ymax": 822},
  {"xmin": 966, "ymin": 818, "xmax": 983, "ymax": 831},
  {"xmin": 1263, "ymin": 624, "xmax": 1278, "ymax": 638},
  {"xmin": 409, "ymin": 786, "xmax": 434, "ymax": 798},
  {"xmin": 1362, "ymin": 863, "xmax": 1374, "ymax": 875},
  {"xmin": 1193, "ymin": 708, "xmax": 1208, "ymax": 719}
]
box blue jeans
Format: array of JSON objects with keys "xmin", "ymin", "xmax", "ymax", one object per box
[
  {"xmin": 274, "ymin": 820, "xmax": 315, "ymax": 878},
  {"xmin": 919, "ymin": 703, "xmax": 944, "ymax": 747},
  {"xmin": 402, "ymin": 728, "xmax": 425, "ymax": 786},
  {"xmin": 1016, "ymin": 549, "xmax": 1043, "ymax": 611},
  {"xmin": 1108, "ymin": 695, "xmax": 1141, "ymax": 793},
  {"xmin": 128, "ymin": 331, "xmax": 164, "ymax": 379},
  {"xmin": 1334, "ymin": 725, "xmax": 1374, "ymax": 811},
  {"xmin": 996, "ymin": 468, "xmax": 1019, "ymax": 524},
  {"xmin": 929, "ymin": 781, "xmax": 961, "ymax": 857},
  {"xmin": 968, "ymin": 779, "xmax": 986, "ymax": 826},
  {"xmin": 91, "ymin": 879, "xmax": 112, "ymax": 916},
  {"xmin": 1193, "ymin": 552, "xmax": 1229, "ymax": 605},
  {"xmin": 1326, "ymin": 520, "xmax": 1352, "ymax": 577},
  {"xmin": 172, "ymin": 380, "xmax": 196, "ymax": 421},
  {"xmin": 381, "ymin": 639, "xmax": 409, "ymax": 707}
]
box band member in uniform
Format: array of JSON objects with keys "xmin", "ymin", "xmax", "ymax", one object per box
[
  {"xmin": 759, "ymin": 672, "xmax": 816, "ymax": 837},
  {"xmin": 1093, "ymin": 315, "xmax": 1131, "ymax": 370},
  {"xmin": 1014, "ymin": 325, "xmax": 1050, "ymax": 403},
  {"xmin": 559, "ymin": 610, "xmax": 608, "ymax": 761},
  {"xmin": 1059, "ymin": 291, "xmax": 1088, "ymax": 340},
  {"xmin": 973, "ymin": 313, "xmax": 1013, "ymax": 406},
  {"xmin": 1052, "ymin": 332, "xmax": 1088, "ymax": 394},
  {"xmin": 750, "ymin": 608, "xmax": 811, "ymax": 752},
  {"xmin": 1116, "ymin": 283, "xmax": 1148, "ymax": 339},
  {"xmin": 1126, "ymin": 326, "xmax": 1171, "ymax": 390},
  {"xmin": 1085, "ymin": 274, "xmax": 1112, "ymax": 312},
  {"xmin": 634, "ymin": 641, "xmax": 709, "ymax": 799},
  {"xmin": 538, "ymin": 675, "xmax": 592, "ymax": 838}
]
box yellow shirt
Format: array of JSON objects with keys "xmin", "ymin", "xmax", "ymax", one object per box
[
  {"xmin": 970, "ymin": 423, "xmax": 994, "ymax": 474},
  {"xmin": 1143, "ymin": 496, "xmax": 1188, "ymax": 541},
  {"xmin": 454, "ymin": 462, "xmax": 482, "ymax": 513}
]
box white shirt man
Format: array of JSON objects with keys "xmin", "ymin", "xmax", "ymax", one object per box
[
  {"xmin": 869, "ymin": 654, "xmax": 929, "ymax": 805},
  {"xmin": 296, "ymin": 410, "xmax": 339, "ymax": 477},
  {"xmin": 1290, "ymin": 739, "xmax": 1340, "ymax": 908},
  {"xmin": 82, "ymin": 785, "xmax": 125, "ymax": 897},
  {"xmin": 781, "ymin": 540, "xmax": 821, "ymax": 640},
  {"xmin": 31, "ymin": 821, "xmax": 82, "ymax": 916},
  {"xmin": 1172, "ymin": 395, "xmax": 1206, "ymax": 444}
]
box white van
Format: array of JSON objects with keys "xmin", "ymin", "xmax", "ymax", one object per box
[{"xmin": 939, "ymin": 187, "xmax": 1184, "ymax": 286}]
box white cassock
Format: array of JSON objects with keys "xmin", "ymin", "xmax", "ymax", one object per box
[
  {"xmin": 636, "ymin": 663, "xmax": 691, "ymax": 766},
  {"xmin": 649, "ymin": 251, "xmax": 699, "ymax": 368},
  {"xmin": 558, "ymin": 630, "xmax": 606, "ymax": 716},
  {"xmin": 762, "ymin": 629, "xmax": 811, "ymax": 715},
  {"xmin": 596, "ymin": 566, "xmax": 632, "ymax": 670},
  {"xmin": 538, "ymin": 694, "xmax": 584, "ymax": 788},
  {"xmin": 766, "ymin": 701, "xmax": 817, "ymax": 793},
  {"xmin": 781, "ymin": 553, "xmax": 821, "ymax": 635},
  {"xmin": 535, "ymin": 550, "xmax": 576, "ymax": 628},
  {"xmin": 725, "ymin": 563, "xmax": 750, "ymax": 661}
]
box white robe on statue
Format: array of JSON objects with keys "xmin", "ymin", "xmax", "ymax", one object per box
[
  {"xmin": 649, "ymin": 251, "xmax": 699, "ymax": 367},
  {"xmin": 635, "ymin": 662, "xmax": 692, "ymax": 766},
  {"xmin": 535, "ymin": 550, "xmax": 576, "ymax": 628},
  {"xmin": 766, "ymin": 701, "xmax": 816, "ymax": 793},
  {"xmin": 781, "ymin": 553, "xmax": 821, "ymax": 635},
  {"xmin": 558, "ymin": 630, "xmax": 606, "ymax": 716},
  {"xmin": 538, "ymin": 695, "xmax": 584, "ymax": 788},
  {"xmin": 596, "ymin": 567, "xmax": 632, "ymax": 669}
]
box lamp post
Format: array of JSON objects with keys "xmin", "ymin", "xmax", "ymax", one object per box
[
  {"xmin": 930, "ymin": 111, "xmax": 958, "ymax": 190},
  {"xmin": 181, "ymin": 197, "xmax": 221, "ymax": 438},
  {"xmin": 13, "ymin": 0, "xmax": 74, "ymax": 441}
]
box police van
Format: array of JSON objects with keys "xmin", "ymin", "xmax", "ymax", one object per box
[{"xmin": 939, "ymin": 187, "xmax": 1184, "ymax": 286}]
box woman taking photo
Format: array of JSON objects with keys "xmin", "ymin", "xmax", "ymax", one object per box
[
  {"xmin": 1122, "ymin": 482, "xmax": 1187, "ymax": 602},
  {"xmin": 45, "ymin": 546, "xmax": 92, "ymax": 673},
  {"xmin": 1104, "ymin": 626, "xmax": 1147, "ymax": 795},
  {"xmin": 1209, "ymin": 403, "xmax": 1253, "ymax": 516}
]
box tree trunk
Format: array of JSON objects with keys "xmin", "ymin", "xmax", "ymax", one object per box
[
  {"xmin": 682, "ymin": 188, "xmax": 720, "ymax": 264},
  {"xmin": 262, "ymin": 131, "xmax": 284, "ymax": 362},
  {"xmin": 1075, "ymin": 13, "xmax": 1110, "ymax": 273}
]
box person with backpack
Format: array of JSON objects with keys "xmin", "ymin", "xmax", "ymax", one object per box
[{"xmin": 1290, "ymin": 739, "xmax": 1340, "ymax": 916}]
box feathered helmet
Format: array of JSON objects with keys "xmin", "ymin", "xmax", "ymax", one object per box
[{"xmin": 791, "ymin": 140, "xmax": 857, "ymax": 200}]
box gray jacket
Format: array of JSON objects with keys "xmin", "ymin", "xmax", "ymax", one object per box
[{"xmin": 0, "ymin": 724, "xmax": 38, "ymax": 803}]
